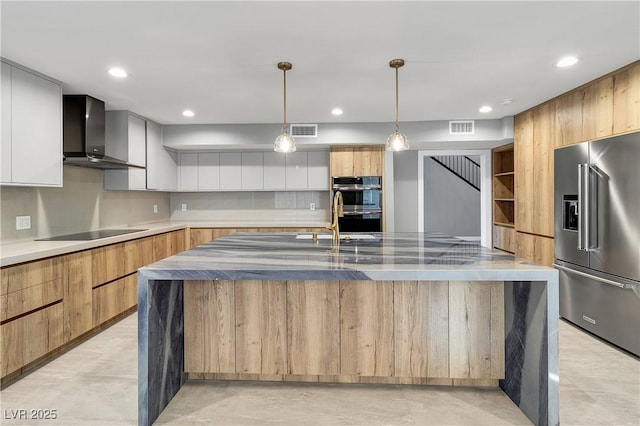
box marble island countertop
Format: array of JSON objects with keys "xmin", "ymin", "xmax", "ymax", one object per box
[{"xmin": 140, "ymin": 232, "xmax": 557, "ymax": 282}]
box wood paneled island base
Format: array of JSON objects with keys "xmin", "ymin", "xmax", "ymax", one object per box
[
  {"xmin": 183, "ymin": 280, "xmax": 504, "ymax": 384},
  {"xmin": 138, "ymin": 233, "xmax": 559, "ymax": 426}
]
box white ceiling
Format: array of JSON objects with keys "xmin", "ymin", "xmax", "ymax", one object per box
[{"xmin": 2, "ymin": 1, "xmax": 639, "ymax": 126}]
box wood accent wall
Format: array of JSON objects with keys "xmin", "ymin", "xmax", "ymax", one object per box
[
  {"xmin": 513, "ymin": 60, "xmax": 640, "ymax": 265},
  {"xmin": 184, "ymin": 279, "xmax": 505, "ymax": 385}
]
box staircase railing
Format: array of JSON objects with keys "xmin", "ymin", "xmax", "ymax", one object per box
[{"xmin": 431, "ymin": 155, "xmax": 480, "ymax": 191}]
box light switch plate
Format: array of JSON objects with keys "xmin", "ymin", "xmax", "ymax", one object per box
[
  {"xmin": 309, "ymin": 202, "xmax": 316, "ymax": 211},
  {"xmin": 16, "ymin": 215, "xmax": 31, "ymax": 230},
  {"xmin": 181, "ymin": 203, "xmax": 187, "ymax": 212},
  {"xmin": 153, "ymin": 205, "xmax": 159, "ymax": 213}
]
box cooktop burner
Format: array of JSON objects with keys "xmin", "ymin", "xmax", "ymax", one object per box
[{"xmin": 36, "ymin": 229, "xmax": 147, "ymax": 241}]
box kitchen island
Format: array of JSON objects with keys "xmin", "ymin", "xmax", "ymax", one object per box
[{"xmin": 138, "ymin": 232, "xmax": 559, "ymax": 426}]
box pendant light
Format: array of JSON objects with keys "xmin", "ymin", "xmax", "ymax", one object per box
[
  {"xmin": 386, "ymin": 58, "xmax": 409, "ymax": 151},
  {"xmin": 274, "ymin": 61, "xmax": 296, "ymax": 153}
]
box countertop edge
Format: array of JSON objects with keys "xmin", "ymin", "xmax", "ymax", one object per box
[{"xmin": 0, "ymin": 221, "xmax": 328, "ymax": 267}]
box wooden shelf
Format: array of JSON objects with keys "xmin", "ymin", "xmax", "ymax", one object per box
[
  {"xmin": 494, "ymin": 198, "xmax": 514, "ymax": 202},
  {"xmin": 493, "ymin": 222, "xmax": 515, "ymax": 228},
  {"xmin": 494, "ymin": 171, "xmax": 514, "ymax": 177}
]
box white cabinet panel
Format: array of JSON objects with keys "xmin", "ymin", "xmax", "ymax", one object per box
[
  {"xmin": 146, "ymin": 120, "xmax": 178, "ymax": 191},
  {"xmin": 128, "ymin": 115, "xmax": 146, "ymax": 167},
  {"xmin": 7, "ymin": 65, "xmax": 62, "ymax": 186},
  {"xmin": 1, "ymin": 62, "xmax": 11, "ymax": 183},
  {"xmin": 220, "ymin": 152, "xmax": 242, "ymax": 190},
  {"xmin": 285, "ymin": 152, "xmax": 307, "ymax": 189},
  {"xmin": 307, "ymin": 151, "xmax": 329, "ymax": 190},
  {"xmin": 104, "ymin": 111, "xmax": 146, "ymax": 190},
  {"xmin": 179, "ymin": 153, "xmax": 198, "ymax": 191},
  {"xmin": 198, "ymin": 153, "xmax": 220, "ymax": 191},
  {"xmin": 241, "ymin": 152, "xmax": 263, "ymax": 190},
  {"xmin": 263, "ymin": 152, "xmax": 286, "ymax": 190}
]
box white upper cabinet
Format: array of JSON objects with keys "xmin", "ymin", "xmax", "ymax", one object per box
[
  {"xmin": 219, "ymin": 152, "xmax": 242, "ymax": 190},
  {"xmin": 1, "ymin": 61, "xmax": 62, "ymax": 187},
  {"xmin": 146, "ymin": 120, "xmax": 178, "ymax": 191},
  {"xmin": 104, "ymin": 111, "xmax": 147, "ymax": 190},
  {"xmin": 241, "ymin": 152, "xmax": 263, "ymax": 190},
  {"xmin": 175, "ymin": 150, "xmax": 329, "ymax": 192},
  {"xmin": 285, "ymin": 152, "xmax": 308, "ymax": 189},
  {"xmin": 198, "ymin": 153, "xmax": 220, "ymax": 191},
  {"xmin": 179, "ymin": 152, "xmax": 198, "ymax": 191},
  {"xmin": 307, "ymin": 151, "xmax": 329, "ymax": 190},
  {"xmin": 263, "ymin": 152, "xmax": 286, "ymax": 190}
]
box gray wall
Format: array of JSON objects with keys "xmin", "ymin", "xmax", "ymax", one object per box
[
  {"xmin": 0, "ymin": 166, "xmax": 171, "ymax": 243},
  {"xmin": 423, "ymin": 156, "xmax": 481, "ymax": 237},
  {"xmin": 393, "ymin": 151, "xmax": 419, "ymax": 232}
]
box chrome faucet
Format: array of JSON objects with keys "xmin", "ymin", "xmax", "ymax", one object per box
[{"xmin": 327, "ymin": 190, "xmax": 344, "ymax": 243}]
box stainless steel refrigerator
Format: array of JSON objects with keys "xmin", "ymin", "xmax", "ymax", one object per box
[{"xmin": 554, "ymin": 132, "xmax": 640, "ymax": 356}]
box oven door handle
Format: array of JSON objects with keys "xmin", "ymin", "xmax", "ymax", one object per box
[{"xmin": 342, "ymin": 210, "xmax": 382, "ymax": 216}]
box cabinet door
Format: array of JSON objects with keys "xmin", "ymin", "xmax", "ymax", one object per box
[
  {"xmin": 307, "ymin": 151, "xmax": 329, "ymax": 189},
  {"xmin": 11, "ymin": 66, "xmax": 62, "ymax": 186},
  {"xmin": 241, "ymin": 152, "xmax": 264, "ymax": 190},
  {"xmin": 157, "ymin": 147, "xmax": 178, "ymax": 191},
  {"xmin": 330, "ymin": 148, "xmax": 354, "ymax": 177},
  {"xmin": 514, "ymin": 110, "xmax": 534, "ymax": 233},
  {"xmin": 145, "ymin": 120, "xmax": 161, "ymax": 190},
  {"xmin": 220, "ymin": 152, "xmax": 242, "ymax": 190},
  {"xmin": 532, "ymin": 103, "xmax": 555, "ymax": 237},
  {"xmin": 1, "ymin": 62, "xmax": 11, "ymax": 183},
  {"xmin": 179, "ymin": 152, "xmax": 198, "ymax": 191},
  {"xmin": 285, "ymin": 152, "xmax": 307, "ymax": 189},
  {"xmin": 263, "ymin": 152, "xmax": 286, "ymax": 190},
  {"xmin": 613, "ymin": 62, "xmax": 640, "ymax": 135},
  {"xmin": 353, "ymin": 146, "xmax": 383, "ymax": 176},
  {"xmin": 582, "ymin": 77, "xmax": 614, "ymax": 141},
  {"xmin": 127, "ymin": 115, "xmax": 147, "ymax": 189},
  {"xmin": 198, "ymin": 153, "xmax": 220, "ymax": 191}
]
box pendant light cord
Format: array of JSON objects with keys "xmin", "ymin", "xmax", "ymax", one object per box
[
  {"xmin": 283, "ymin": 68, "xmax": 288, "ymax": 133},
  {"xmin": 395, "ymin": 66, "xmax": 399, "ymax": 133}
]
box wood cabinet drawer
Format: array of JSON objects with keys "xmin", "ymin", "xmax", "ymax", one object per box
[
  {"xmin": 91, "ymin": 243, "xmax": 125, "ymax": 287},
  {"xmin": 92, "ymin": 274, "xmax": 137, "ymax": 327},
  {"xmin": 0, "ymin": 278, "xmax": 63, "ymax": 321},
  {"xmin": 1, "ymin": 257, "xmax": 63, "ymax": 295},
  {"xmin": 1, "ymin": 302, "xmax": 63, "ymax": 377}
]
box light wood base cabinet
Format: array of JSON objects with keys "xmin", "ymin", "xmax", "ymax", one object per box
[
  {"xmin": 1, "ymin": 229, "xmax": 187, "ymax": 383},
  {"xmin": 184, "ymin": 280, "xmax": 505, "ymax": 383}
]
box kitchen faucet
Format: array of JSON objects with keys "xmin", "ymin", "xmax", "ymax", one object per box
[{"xmin": 327, "ymin": 190, "xmax": 344, "ymax": 243}]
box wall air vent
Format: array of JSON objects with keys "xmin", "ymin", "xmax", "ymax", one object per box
[
  {"xmin": 290, "ymin": 124, "xmax": 318, "ymax": 138},
  {"xmin": 449, "ymin": 120, "xmax": 475, "ymax": 135}
]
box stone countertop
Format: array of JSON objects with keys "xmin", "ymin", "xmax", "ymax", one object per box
[
  {"xmin": 139, "ymin": 232, "xmax": 557, "ymax": 282},
  {"xmin": 0, "ymin": 220, "xmax": 327, "ymax": 267}
]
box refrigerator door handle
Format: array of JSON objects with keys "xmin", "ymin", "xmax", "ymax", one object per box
[
  {"xmin": 583, "ymin": 163, "xmax": 590, "ymax": 251},
  {"xmin": 577, "ymin": 164, "xmax": 585, "ymax": 250},
  {"xmin": 554, "ymin": 264, "xmax": 629, "ymax": 289}
]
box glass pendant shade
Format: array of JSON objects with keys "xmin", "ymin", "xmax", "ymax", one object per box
[
  {"xmin": 274, "ymin": 132, "xmax": 296, "ymax": 153},
  {"xmin": 386, "ymin": 131, "xmax": 409, "ymax": 151}
]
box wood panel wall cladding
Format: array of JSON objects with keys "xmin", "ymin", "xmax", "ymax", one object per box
[
  {"xmin": 0, "ymin": 229, "xmax": 186, "ymax": 383},
  {"xmin": 184, "ymin": 280, "xmax": 505, "ymax": 385},
  {"xmin": 511, "ymin": 60, "xmax": 639, "ymax": 265}
]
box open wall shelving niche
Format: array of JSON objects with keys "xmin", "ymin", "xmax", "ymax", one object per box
[{"xmin": 492, "ymin": 144, "xmax": 515, "ymax": 253}]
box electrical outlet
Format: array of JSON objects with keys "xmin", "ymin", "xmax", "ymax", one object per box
[
  {"xmin": 16, "ymin": 215, "xmax": 31, "ymax": 230},
  {"xmin": 309, "ymin": 202, "xmax": 316, "ymax": 211},
  {"xmin": 153, "ymin": 205, "xmax": 159, "ymax": 214},
  {"xmin": 181, "ymin": 203, "xmax": 187, "ymax": 212}
]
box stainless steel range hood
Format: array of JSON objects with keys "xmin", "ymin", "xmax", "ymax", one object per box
[{"xmin": 63, "ymin": 95, "xmax": 144, "ymax": 169}]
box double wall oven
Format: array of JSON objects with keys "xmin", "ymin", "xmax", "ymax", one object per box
[{"xmin": 332, "ymin": 176, "xmax": 382, "ymax": 232}]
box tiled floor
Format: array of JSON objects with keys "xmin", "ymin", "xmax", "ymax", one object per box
[{"xmin": 1, "ymin": 313, "xmax": 638, "ymax": 425}]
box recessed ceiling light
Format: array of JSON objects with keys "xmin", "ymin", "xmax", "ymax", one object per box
[
  {"xmin": 479, "ymin": 105, "xmax": 493, "ymax": 113},
  {"xmin": 499, "ymin": 98, "xmax": 513, "ymax": 105},
  {"xmin": 182, "ymin": 110, "xmax": 194, "ymax": 117},
  {"xmin": 108, "ymin": 67, "xmax": 128, "ymax": 78},
  {"xmin": 556, "ymin": 56, "xmax": 579, "ymax": 68},
  {"xmin": 331, "ymin": 108, "xmax": 343, "ymax": 116}
]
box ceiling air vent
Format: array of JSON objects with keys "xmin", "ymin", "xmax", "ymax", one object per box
[
  {"xmin": 449, "ymin": 120, "xmax": 475, "ymax": 135},
  {"xmin": 290, "ymin": 124, "xmax": 318, "ymax": 138}
]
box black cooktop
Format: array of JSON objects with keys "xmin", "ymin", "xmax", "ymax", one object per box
[{"xmin": 36, "ymin": 229, "xmax": 147, "ymax": 241}]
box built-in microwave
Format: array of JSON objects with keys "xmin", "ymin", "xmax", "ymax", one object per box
[{"xmin": 332, "ymin": 176, "xmax": 382, "ymax": 232}]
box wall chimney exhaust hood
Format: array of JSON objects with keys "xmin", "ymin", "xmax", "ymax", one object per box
[{"xmin": 63, "ymin": 95, "xmax": 144, "ymax": 169}]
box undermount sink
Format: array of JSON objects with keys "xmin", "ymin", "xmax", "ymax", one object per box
[{"xmin": 295, "ymin": 233, "xmax": 377, "ymax": 241}]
